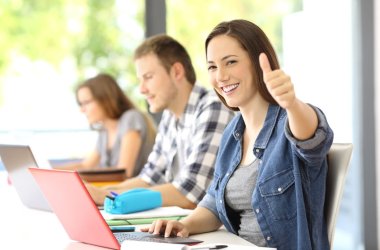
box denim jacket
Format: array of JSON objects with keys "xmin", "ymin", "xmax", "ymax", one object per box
[{"xmin": 199, "ymin": 104, "xmax": 334, "ymax": 250}]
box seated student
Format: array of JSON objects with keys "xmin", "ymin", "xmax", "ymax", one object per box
[
  {"xmin": 85, "ymin": 34, "xmax": 235, "ymax": 209},
  {"xmin": 55, "ymin": 73, "xmax": 156, "ymax": 178},
  {"xmin": 143, "ymin": 20, "xmax": 334, "ymax": 250}
]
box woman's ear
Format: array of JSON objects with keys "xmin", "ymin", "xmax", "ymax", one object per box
[{"xmin": 170, "ymin": 62, "xmax": 185, "ymax": 81}]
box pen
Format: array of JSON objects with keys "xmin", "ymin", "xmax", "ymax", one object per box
[
  {"xmin": 110, "ymin": 226, "xmax": 135, "ymax": 232},
  {"xmin": 182, "ymin": 245, "xmax": 228, "ymax": 250},
  {"xmin": 106, "ymin": 195, "xmax": 115, "ymax": 201},
  {"xmin": 110, "ymin": 191, "xmax": 119, "ymax": 197}
]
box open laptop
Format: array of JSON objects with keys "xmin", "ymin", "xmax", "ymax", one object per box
[
  {"xmin": 0, "ymin": 144, "xmax": 51, "ymax": 211},
  {"xmin": 29, "ymin": 168, "xmax": 203, "ymax": 249}
]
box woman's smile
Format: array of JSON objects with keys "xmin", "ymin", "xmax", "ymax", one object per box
[{"xmin": 221, "ymin": 83, "xmax": 239, "ymax": 94}]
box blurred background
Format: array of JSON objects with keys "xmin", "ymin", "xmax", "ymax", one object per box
[{"xmin": 0, "ymin": 0, "xmax": 378, "ymax": 249}]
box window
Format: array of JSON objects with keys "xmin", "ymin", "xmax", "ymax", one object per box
[
  {"xmin": 0, "ymin": 0, "xmax": 145, "ymax": 159},
  {"xmin": 166, "ymin": 0, "xmax": 302, "ymax": 87}
]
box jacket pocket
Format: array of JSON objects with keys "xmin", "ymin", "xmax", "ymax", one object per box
[{"xmin": 258, "ymin": 169, "xmax": 296, "ymax": 221}]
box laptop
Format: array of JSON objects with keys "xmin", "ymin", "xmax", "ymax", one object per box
[
  {"xmin": 29, "ymin": 168, "xmax": 203, "ymax": 250},
  {"xmin": 0, "ymin": 144, "xmax": 51, "ymax": 211}
]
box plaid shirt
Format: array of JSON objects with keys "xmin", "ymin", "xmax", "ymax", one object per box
[{"xmin": 139, "ymin": 84, "xmax": 234, "ymax": 204}]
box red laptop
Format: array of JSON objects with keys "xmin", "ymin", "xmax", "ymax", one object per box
[{"xmin": 29, "ymin": 168, "xmax": 202, "ymax": 249}]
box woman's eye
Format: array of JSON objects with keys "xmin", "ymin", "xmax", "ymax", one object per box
[
  {"xmin": 208, "ymin": 65, "xmax": 216, "ymax": 71},
  {"xmin": 227, "ymin": 60, "xmax": 237, "ymax": 65}
]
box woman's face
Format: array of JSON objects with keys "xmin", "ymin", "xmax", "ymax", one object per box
[
  {"xmin": 207, "ymin": 35, "xmax": 258, "ymax": 110},
  {"xmin": 77, "ymin": 87, "xmax": 106, "ymax": 124}
]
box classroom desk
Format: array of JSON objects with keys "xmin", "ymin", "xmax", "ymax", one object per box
[{"xmin": 0, "ymin": 172, "xmax": 271, "ymax": 250}]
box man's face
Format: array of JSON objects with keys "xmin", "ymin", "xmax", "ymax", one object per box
[{"xmin": 135, "ymin": 53, "xmax": 178, "ymax": 113}]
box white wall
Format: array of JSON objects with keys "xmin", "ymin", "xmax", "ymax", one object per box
[
  {"xmin": 375, "ymin": 0, "xmax": 380, "ymax": 247},
  {"xmin": 283, "ymin": 0, "xmax": 357, "ymax": 249},
  {"xmin": 282, "ymin": 0, "xmax": 353, "ymax": 143}
]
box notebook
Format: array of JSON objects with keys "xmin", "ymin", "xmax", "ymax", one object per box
[
  {"xmin": 102, "ymin": 206, "xmax": 191, "ymax": 226},
  {"xmin": 29, "ymin": 168, "xmax": 203, "ymax": 250},
  {"xmin": 102, "ymin": 206, "xmax": 192, "ymax": 220},
  {"xmin": 0, "ymin": 144, "xmax": 51, "ymax": 211}
]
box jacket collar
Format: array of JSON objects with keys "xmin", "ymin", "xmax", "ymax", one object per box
[{"xmin": 232, "ymin": 104, "xmax": 283, "ymax": 157}]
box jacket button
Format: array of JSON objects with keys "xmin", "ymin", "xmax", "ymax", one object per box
[
  {"xmin": 220, "ymin": 200, "xmax": 223, "ymax": 203},
  {"xmin": 255, "ymin": 208, "xmax": 260, "ymax": 213},
  {"xmin": 277, "ymin": 187, "xmax": 282, "ymax": 192},
  {"xmin": 267, "ymin": 236, "xmax": 271, "ymax": 241}
]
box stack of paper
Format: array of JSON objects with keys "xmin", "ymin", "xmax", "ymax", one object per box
[
  {"xmin": 121, "ymin": 241, "xmax": 185, "ymax": 250},
  {"xmin": 121, "ymin": 242, "xmax": 276, "ymax": 250},
  {"xmin": 101, "ymin": 206, "xmax": 193, "ymax": 225}
]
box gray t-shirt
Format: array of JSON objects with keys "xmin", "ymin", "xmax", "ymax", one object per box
[
  {"xmin": 95, "ymin": 109, "xmax": 154, "ymax": 177},
  {"xmin": 225, "ymin": 158, "xmax": 267, "ymax": 247}
]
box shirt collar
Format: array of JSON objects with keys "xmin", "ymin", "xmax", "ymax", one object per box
[{"xmin": 176, "ymin": 84, "xmax": 205, "ymax": 128}]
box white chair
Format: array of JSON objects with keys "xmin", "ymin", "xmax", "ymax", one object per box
[{"xmin": 325, "ymin": 143, "xmax": 354, "ymax": 249}]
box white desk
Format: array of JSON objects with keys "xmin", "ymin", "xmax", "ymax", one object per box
[{"xmin": 0, "ymin": 172, "xmax": 271, "ymax": 250}]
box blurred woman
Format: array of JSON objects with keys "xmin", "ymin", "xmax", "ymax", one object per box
[{"xmin": 56, "ymin": 73, "xmax": 156, "ymax": 178}]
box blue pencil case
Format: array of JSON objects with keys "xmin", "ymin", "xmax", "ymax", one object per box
[{"xmin": 104, "ymin": 188, "xmax": 162, "ymax": 214}]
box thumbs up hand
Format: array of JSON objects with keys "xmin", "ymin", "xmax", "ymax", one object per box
[{"xmin": 259, "ymin": 53, "xmax": 296, "ymax": 110}]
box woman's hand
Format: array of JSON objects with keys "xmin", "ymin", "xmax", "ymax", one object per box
[
  {"xmin": 140, "ymin": 219, "xmax": 190, "ymax": 238},
  {"xmin": 140, "ymin": 207, "xmax": 222, "ymax": 238},
  {"xmin": 259, "ymin": 52, "xmax": 318, "ymax": 140},
  {"xmin": 259, "ymin": 53, "xmax": 296, "ymax": 110}
]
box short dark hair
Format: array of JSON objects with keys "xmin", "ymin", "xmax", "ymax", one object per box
[
  {"xmin": 134, "ymin": 34, "xmax": 196, "ymax": 85},
  {"xmin": 76, "ymin": 73, "xmax": 135, "ymax": 119},
  {"xmin": 205, "ymin": 19, "xmax": 279, "ymax": 111}
]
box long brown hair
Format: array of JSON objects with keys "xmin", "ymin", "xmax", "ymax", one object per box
[
  {"xmin": 205, "ymin": 19, "xmax": 280, "ymax": 111},
  {"xmin": 76, "ymin": 73, "xmax": 135, "ymax": 119}
]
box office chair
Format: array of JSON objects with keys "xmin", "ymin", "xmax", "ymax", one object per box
[{"xmin": 325, "ymin": 143, "xmax": 354, "ymax": 249}]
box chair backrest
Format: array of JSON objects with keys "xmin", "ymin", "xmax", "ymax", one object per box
[{"xmin": 325, "ymin": 143, "xmax": 353, "ymax": 249}]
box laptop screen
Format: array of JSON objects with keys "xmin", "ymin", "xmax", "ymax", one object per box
[
  {"xmin": 0, "ymin": 144, "xmax": 51, "ymax": 211},
  {"xmin": 29, "ymin": 168, "xmax": 120, "ymax": 249}
]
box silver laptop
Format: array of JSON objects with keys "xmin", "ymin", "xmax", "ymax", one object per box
[{"xmin": 0, "ymin": 144, "xmax": 51, "ymax": 211}]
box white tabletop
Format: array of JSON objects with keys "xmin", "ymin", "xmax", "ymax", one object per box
[{"xmin": 0, "ymin": 172, "xmax": 100, "ymax": 250}]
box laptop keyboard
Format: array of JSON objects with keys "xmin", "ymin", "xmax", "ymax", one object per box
[{"xmin": 113, "ymin": 232, "xmax": 174, "ymax": 244}]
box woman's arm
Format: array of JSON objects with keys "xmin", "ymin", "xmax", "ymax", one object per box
[
  {"xmin": 285, "ymin": 99, "xmax": 318, "ymax": 140},
  {"xmin": 259, "ymin": 53, "xmax": 318, "ymax": 140}
]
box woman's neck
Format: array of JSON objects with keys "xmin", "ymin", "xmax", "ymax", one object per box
[
  {"xmin": 102, "ymin": 118, "xmax": 118, "ymax": 132},
  {"xmin": 239, "ymin": 99, "xmax": 270, "ymax": 165},
  {"xmin": 102, "ymin": 118, "xmax": 119, "ymax": 150},
  {"xmin": 240, "ymin": 98, "xmax": 269, "ymax": 139}
]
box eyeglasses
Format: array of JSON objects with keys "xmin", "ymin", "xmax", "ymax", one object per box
[{"xmin": 78, "ymin": 99, "xmax": 95, "ymax": 107}]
